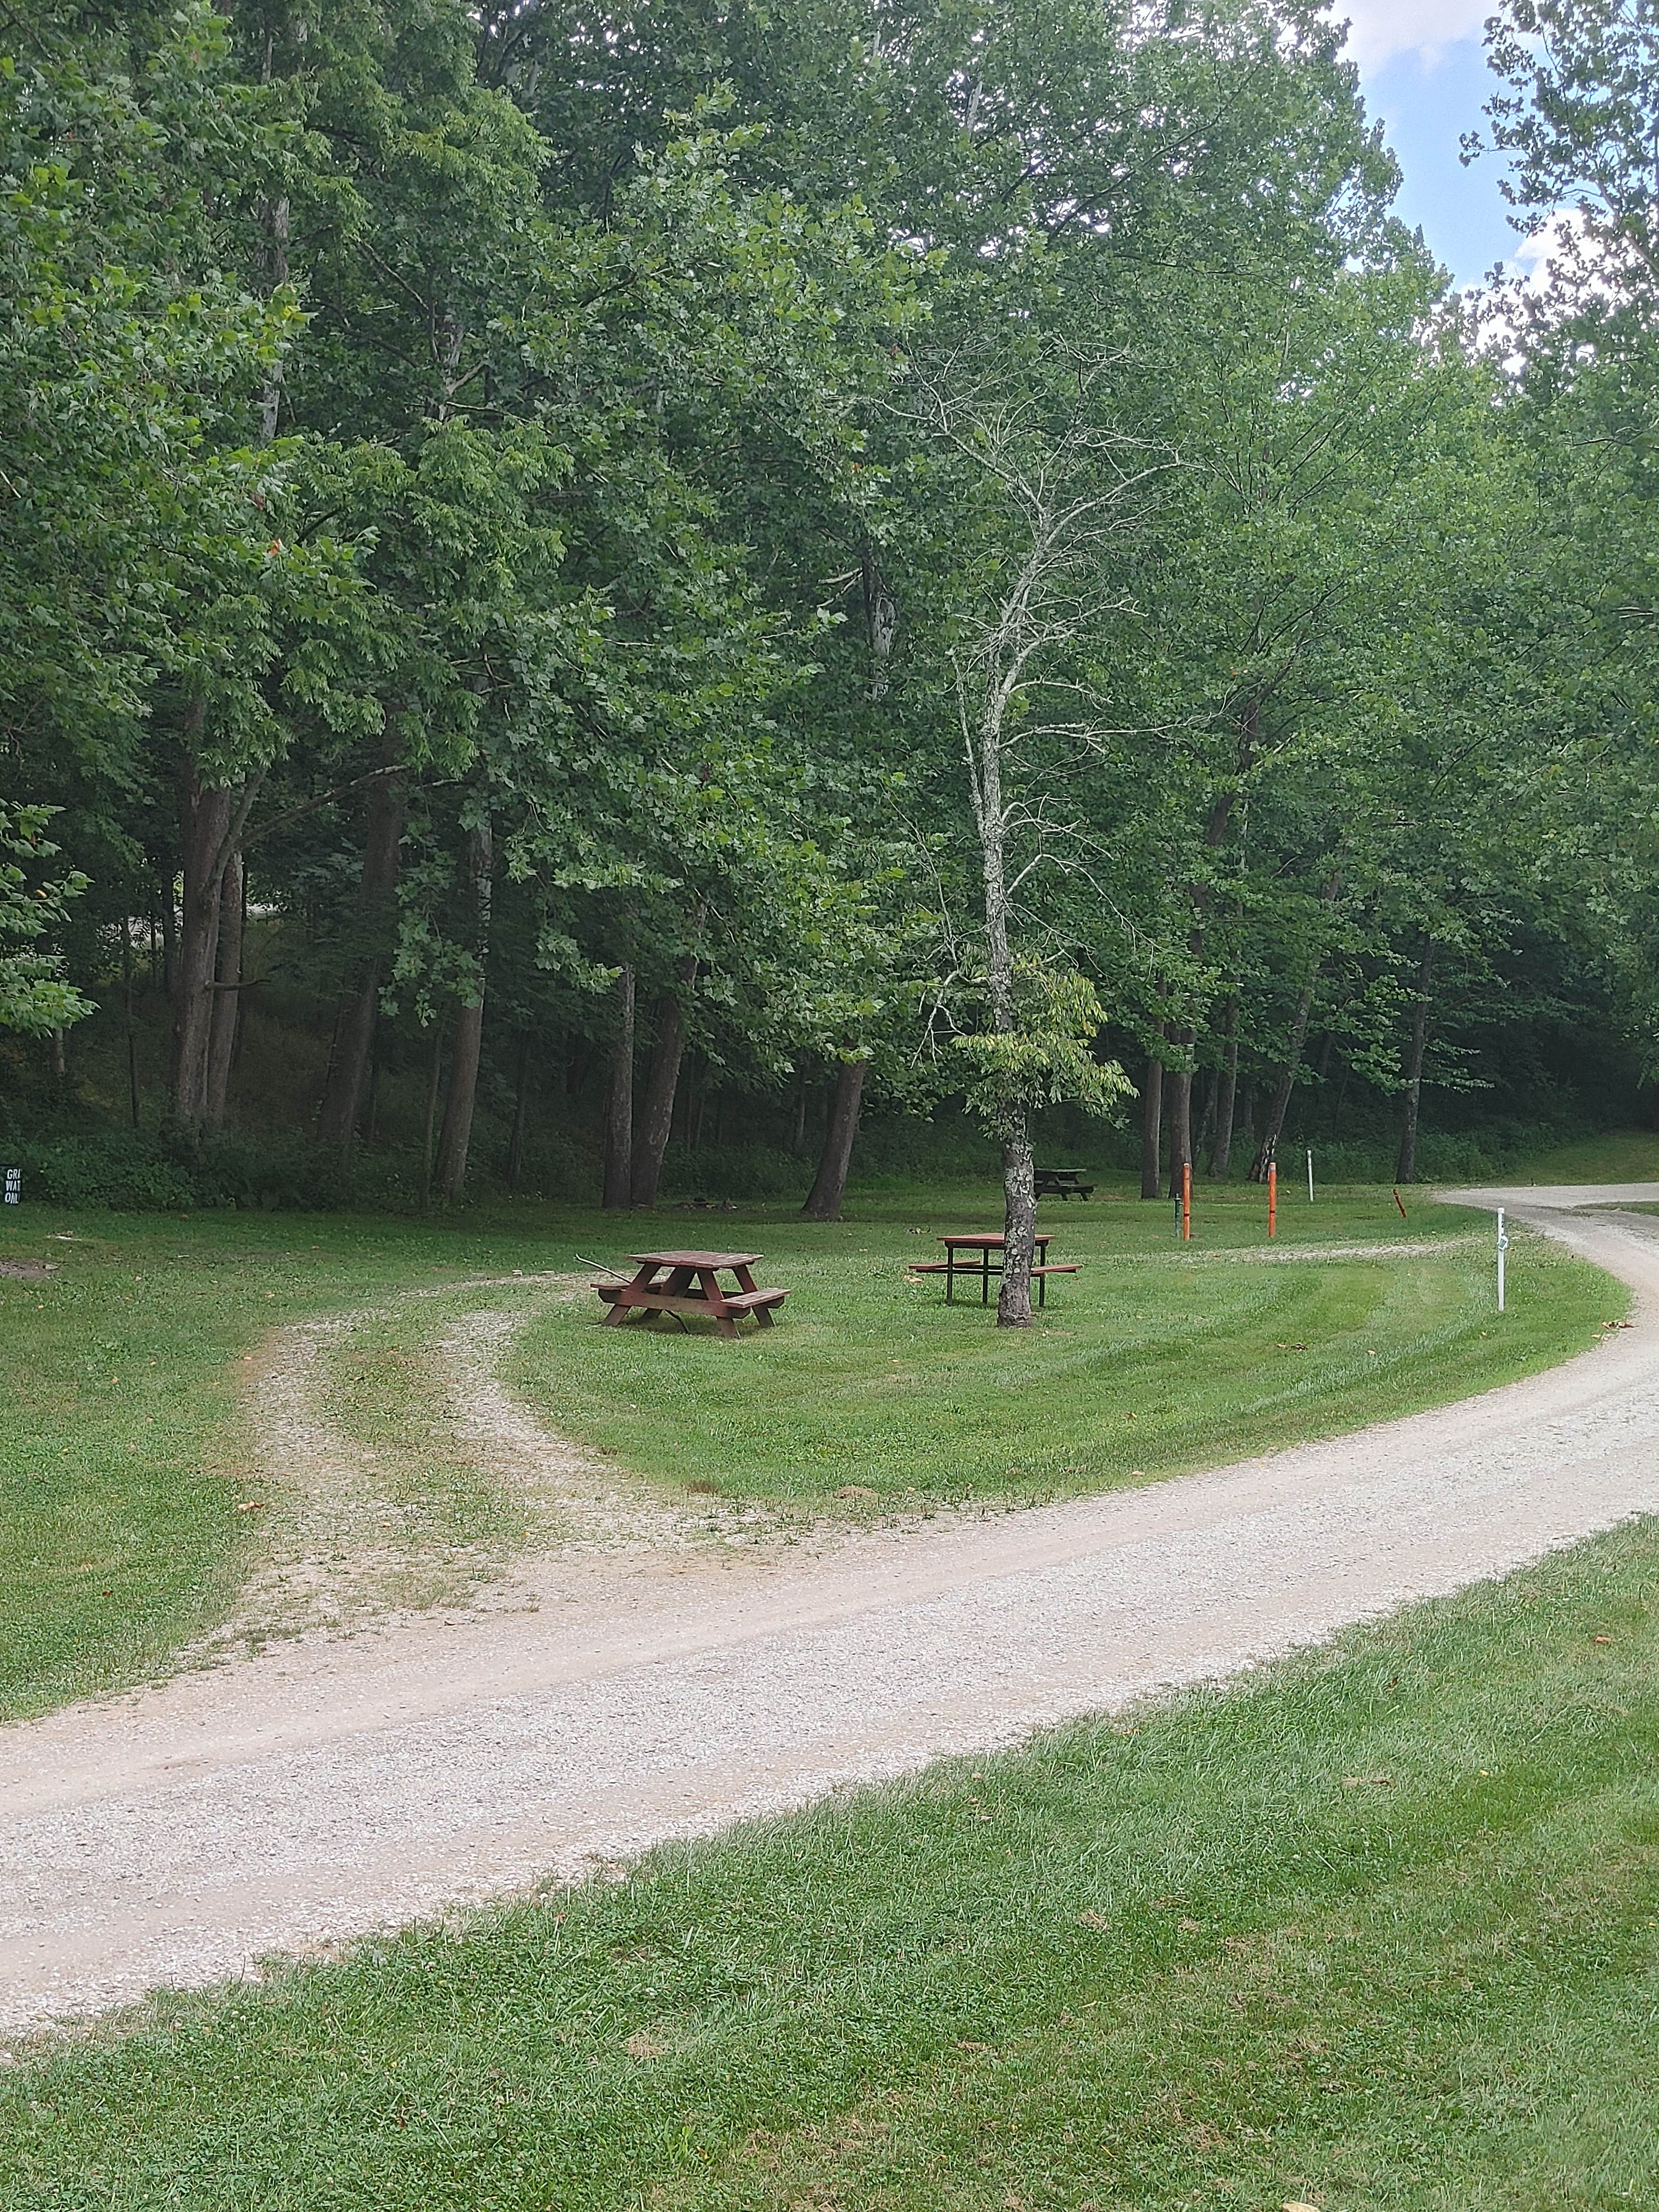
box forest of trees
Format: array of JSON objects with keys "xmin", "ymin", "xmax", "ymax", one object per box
[{"xmin": 5, "ymin": 0, "xmax": 1659, "ymax": 1318}]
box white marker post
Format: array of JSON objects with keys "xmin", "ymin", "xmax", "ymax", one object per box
[
  {"xmin": 1306, "ymin": 1147, "xmax": 1314, "ymax": 1202},
  {"xmin": 1496, "ymin": 1206, "xmax": 1508, "ymax": 1314}
]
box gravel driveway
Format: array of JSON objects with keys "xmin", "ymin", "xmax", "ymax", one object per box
[{"xmin": 5, "ymin": 1184, "xmax": 1658, "ymax": 2038}]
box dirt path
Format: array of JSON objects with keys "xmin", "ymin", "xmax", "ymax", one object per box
[{"xmin": 5, "ymin": 1187, "xmax": 1659, "ymax": 2039}]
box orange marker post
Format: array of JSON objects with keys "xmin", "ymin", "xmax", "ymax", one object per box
[
  {"xmin": 1268, "ymin": 1161, "xmax": 1277, "ymax": 1240},
  {"xmin": 1182, "ymin": 1159, "xmax": 1192, "ymax": 1242}
]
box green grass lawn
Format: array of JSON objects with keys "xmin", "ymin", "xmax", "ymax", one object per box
[
  {"xmin": 0, "ymin": 1183, "xmax": 1622, "ymax": 1721},
  {"xmin": 1501, "ymin": 1127, "xmax": 1659, "ymax": 1183},
  {"xmin": 511, "ymin": 1183, "xmax": 1618, "ymax": 1503},
  {"xmin": 8, "ymin": 1516, "xmax": 1659, "ymax": 2210}
]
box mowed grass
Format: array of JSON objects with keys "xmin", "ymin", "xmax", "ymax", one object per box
[
  {"xmin": 0, "ymin": 1209, "xmax": 574, "ymax": 1722},
  {"xmin": 0, "ymin": 1182, "xmax": 1622, "ymax": 1719},
  {"xmin": 8, "ymin": 1518, "xmax": 1659, "ymax": 2209},
  {"xmin": 511, "ymin": 1183, "xmax": 1620, "ymax": 1503},
  {"xmin": 1504, "ymin": 1127, "xmax": 1659, "ymax": 1183}
]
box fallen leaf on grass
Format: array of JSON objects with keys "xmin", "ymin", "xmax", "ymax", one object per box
[
  {"xmin": 1340, "ymin": 1775, "xmax": 1393, "ymax": 1789},
  {"xmin": 624, "ymin": 2032, "xmax": 665, "ymax": 2059},
  {"xmin": 235, "ymin": 1501, "xmax": 267, "ymax": 1514},
  {"xmin": 1284, "ymin": 2202, "xmax": 1323, "ymax": 2211},
  {"xmin": 835, "ymin": 1484, "xmax": 879, "ymax": 1501},
  {"xmin": 1078, "ymin": 1910, "xmax": 1110, "ymax": 1930},
  {"xmin": 1274, "ymin": 1342, "xmax": 1309, "ymax": 1351},
  {"xmin": 1593, "ymin": 1634, "xmax": 1615, "ymax": 1645}
]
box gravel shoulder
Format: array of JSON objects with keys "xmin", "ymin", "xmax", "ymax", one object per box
[{"xmin": 5, "ymin": 1187, "xmax": 1659, "ymax": 2039}]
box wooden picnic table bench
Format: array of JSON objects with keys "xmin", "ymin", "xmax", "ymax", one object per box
[
  {"xmin": 907, "ymin": 1232, "xmax": 1079, "ymax": 1307},
  {"xmin": 1035, "ymin": 1166, "xmax": 1095, "ymax": 1200},
  {"xmin": 593, "ymin": 1250, "xmax": 788, "ymax": 1340}
]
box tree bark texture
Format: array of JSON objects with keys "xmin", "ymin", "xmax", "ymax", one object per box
[
  {"xmin": 630, "ymin": 981, "xmax": 690, "ymax": 1209},
  {"xmin": 171, "ymin": 752, "xmax": 232, "ymax": 1125},
  {"xmin": 803, "ymin": 1056, "xmax": 866, "ymax": 1222},
  {"xmin": 1209, "ymin": 998, "xmax": 1239, "ymax": 1178},
  {"xmin": 1139, "ymin": 1056, "xmax": 1164, "ymax": 1199},
  {"xmin": 602, "ymin": 963, "xmax": 635, "ymax": 1211},
  {"xmin": 434, "ymin": 813, "xmax": 493, "ymax": 1203},
  {"xmin": 315, "ymin": 744, "xmax": 406, "ymax": 1157},
  {"xmin": 998, "ymin": 1120, "xmax": 1037, "ymax": 1327},
  {"xmin": 1395, "ymin": 942, "xmax": 1435, "ymax": 1184},
  {"xmin": 204, "ymin": 849, "xmax": 243, "ymax": 1133}
]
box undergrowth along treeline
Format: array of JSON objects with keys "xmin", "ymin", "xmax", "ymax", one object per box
[{"xmin": 5, "ymin": 2, "xmax": 1659, "ymax": 1282}]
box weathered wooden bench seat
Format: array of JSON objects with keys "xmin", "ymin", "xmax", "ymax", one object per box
[{"xmin": 594, "ymin": 1279, "xmax": 787, "ymax": 1319}]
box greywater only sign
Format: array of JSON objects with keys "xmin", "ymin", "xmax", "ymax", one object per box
[{"xmin": 2, "ymin": 1168, "xmax": 19, "ymax": 1206}]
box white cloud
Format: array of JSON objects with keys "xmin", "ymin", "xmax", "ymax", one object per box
[{"xmin": 1332, "ymin": 0, "xmax": 1492, "ymax": 72}]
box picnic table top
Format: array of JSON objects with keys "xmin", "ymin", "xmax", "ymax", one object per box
[
  {"xmin": 1038, "ymin": 1165, "xmax": 1090, "ymax": 1177},
  {"xmin": 626, "ymin": 1249, "xmax": 763, "ymax": 1270},
  {"xmin": 937, "ymin": 1232, "xmax": 1051, "ymax": 1250}
]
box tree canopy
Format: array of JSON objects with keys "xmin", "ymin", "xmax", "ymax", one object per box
[{"xmin": 2, "ymin": 0, "xmax": 1655, "ymax": 1314}]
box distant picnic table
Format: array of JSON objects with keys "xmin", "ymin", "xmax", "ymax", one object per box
[
  {"xmin": 908, "ymin": 1232, "xmax": 1078, "ymax": 1307},
  {"xmin": 1035, "ymin": 1166, "xmax": 1095, "ymax": 1200},
  {"xmin": 594, "ymin": 1250, "xmax": 788, "ymax": 1340}
]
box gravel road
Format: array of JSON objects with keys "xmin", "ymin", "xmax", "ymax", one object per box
[{"xmin": 5, "ymin": 1185, "xmax": 1659, "ymax": 2038}]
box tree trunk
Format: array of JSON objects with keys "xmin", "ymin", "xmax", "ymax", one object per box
[
  {"xmin": 803, "ymin": 1055, "xmax": 866, "ymax": 1222},
  {"xmin": 602, "ymin": 963, "xmax": 635, "ymax": 1211},
  {"xmin": 203, "ymin": 849, "xmax": 243, "ymax": 1133},
  {"xmin": 790, "ymin": 1073, "xmax": 807, "ymax": 1156},
  {"xmin": 420, "ymin": 1024, "xmax": 444, "ymax": 1212},
  {"xmin": 315, "ymin": 743, "xmax": 406, "ymax": 1158},
  {"xmin": 434, "ymin": 813, "xmax": 493, "ymax": 1204},
  {"xmin": 1139, "ymin": 1056, "xmax": 1164, "ymax": 1199},
  {"xmin": 1395, "ymin": 942, "xmax": 1435, "ymax": 1184},
  {"xmin": 1249, "ymin": 980, "xmax": 1315, "ymax": 1182},
  {"xmin": 506, "ymin": 1033, "xmax": 531, "ymax": 1194},
  {"xmin": 171, "ymin": 750, "xmax": 232, "ymax": 1126},
  {"xmin": 436, "ymin": 999, "xmax": 485, "ymax": 1202},
  {"xmin": 1209, "ymin": 998, "xmax": 1239, "ymax": 1178},
  {"xmin": 123, "ymin": 919, "xmax": 141, "ymax": 1130},
  {"xmin": 159, "ymin": 878, "xmax": 177, "ymax": 999},
  {"xmin": 998, "ymin": 1118, "xmax": 1037, "ymax": 1327},
  {"xmin": 1194, "ymin": 1067, "xmax": 1217, "ymax": 1166},
  {"xmin": 1165, "ymin": 1030, "xmax": 1194, "ymax": 1199},
  {"xmin": 631, "ymin": 981, "xmax": 690, "ymax": 1209}
]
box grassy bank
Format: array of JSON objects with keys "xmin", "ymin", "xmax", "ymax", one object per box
[
  {"xmin": 0, "ymin": 1183, "xmax": 1622, "ymax": 1720},
  {"xmin": 7, "ymin": 1516, "xmax": 1659, "ymax": 2208}
]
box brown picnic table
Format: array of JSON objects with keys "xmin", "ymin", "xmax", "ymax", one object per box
[
  {"xmin": 907, "ymin": 1232, "xmax": 1079, "ymax": 1307},
  {"xmin": 1035, "ymin": 1165, "xmax": 1095, "ymax": 1200},
  {"xmin": 594, "ymin": 1250, "xmax": 788, "ymax": 1339}
]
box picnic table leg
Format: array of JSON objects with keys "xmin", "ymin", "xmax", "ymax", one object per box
[
  {"xmin": 946, "ymin": 1251, "xmax": 955, "ymax": 1303},
  {"xmin": 694, "ymin": 1267, "xmax": 741, "ymax": 1340},
  {"xmin": 602, "ymin": 1262, "xmax": 661, "ymax": 1324},
  {"xmin": 982, "ymin": 1248, "xmax": 991, "ymax": 1305},
  {"xmin": 732, "ymin": 1262, "xmax": 774, "ymax": 1327}
]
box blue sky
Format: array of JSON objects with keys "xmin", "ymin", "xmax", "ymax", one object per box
[{"xmin": 1340, "ymin": 2, "xmax": 1525, "ymax": 288}]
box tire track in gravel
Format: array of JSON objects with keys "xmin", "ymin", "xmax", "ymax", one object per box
[{"xmin": 3, "ymin": 1188, "xmax": 1657, "ymax": 2037}]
